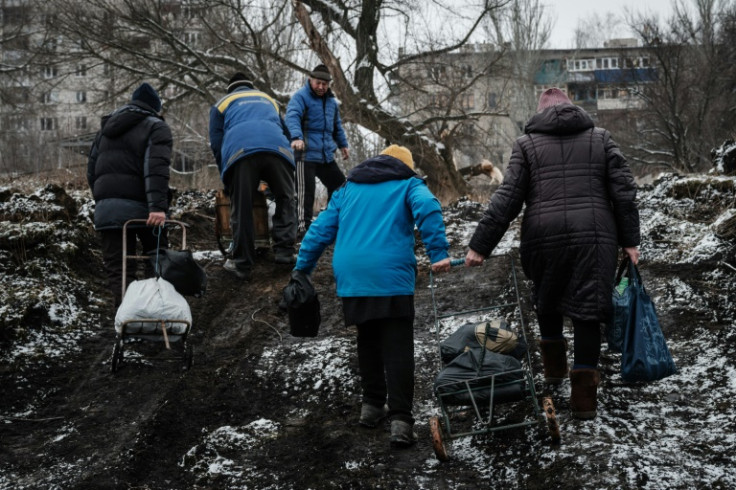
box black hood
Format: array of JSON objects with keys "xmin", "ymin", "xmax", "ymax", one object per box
[
  {"xmin": 101, "ymin": 103, "xmax": 160, "ymax": 138},
  {"xmin": 347, "ymin": 154, "xmax": 417, "ymax": 184},
  {"xmin": 524, "ymin": 103, "xmax": 595, "ymax": 136}
]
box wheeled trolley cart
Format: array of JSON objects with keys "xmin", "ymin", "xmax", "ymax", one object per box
[
  {"xmin": 214, "ymin": 186, "xmax": 270, "ymax": 258},
  {"xmin": 428, "ymin": 255, "xmax": 560, "ymax": 460},
  {"xmin": 110, "ymin": 219, "xmax": 194, "ymax": 373}
]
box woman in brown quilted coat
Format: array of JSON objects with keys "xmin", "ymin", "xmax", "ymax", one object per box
[{"xmin": 465, "ymin": 88, "xmax": 640, "ymax": 419}]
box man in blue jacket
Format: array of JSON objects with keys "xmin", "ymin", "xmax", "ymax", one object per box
[
  {"xmin": 294, "ymin": 145, "xmax": 451, "ymax": 448},
  {"xmin": 285, "ymin": 64, "xmax": 350, "ymax": 233},
  {"xmin": 209, "ymin": 72, "xmax": 297, "ymax": 279}
]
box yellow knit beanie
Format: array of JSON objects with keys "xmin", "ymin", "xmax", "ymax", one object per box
[{"xmin": 380, "ymin": 144, "xmax": 414, "ymax": 169}]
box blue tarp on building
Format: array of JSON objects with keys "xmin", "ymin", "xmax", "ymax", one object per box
[
  {"xmin": 534, "ymin": 62, "xmax": 658, "ymax": 85},
  {"xmin": 595, "ymin": 68, "xmax": 657, "ymax": 83}
]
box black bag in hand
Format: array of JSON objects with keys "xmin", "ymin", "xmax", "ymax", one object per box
[
  {"xmin": 149, "ymin": 248, "xmax": 207, "ymax": 298},
  {"xmin": 282, "ymin": 270, "xmax": 320, "ymax": 337}
]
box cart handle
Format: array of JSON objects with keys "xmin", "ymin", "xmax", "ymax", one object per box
[
  {"xmin": 450, "ymin": 258, "xmax": 465, "ymax": 267},
  {"xmin": 121, "ymin": 219, "xmax": 189, "ymax": 300}
]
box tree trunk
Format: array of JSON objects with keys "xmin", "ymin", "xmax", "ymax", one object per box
[{"xmin": 293, "ymin": 0, "xmax": 469, "ymax": 205}]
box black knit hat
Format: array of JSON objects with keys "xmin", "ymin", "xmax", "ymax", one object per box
[
  {"xmin": 131, "ymin": 82, "xmax": 162, "ymax": 113},
  {"xmin": 227, "ymin": 71, "xmax": 254, "ymax": 93},
  {"xmin": 309, "ymin": 64, "xmax": 332, "ymax": 82}
]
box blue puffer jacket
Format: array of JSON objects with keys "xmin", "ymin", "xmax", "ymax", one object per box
[
  {"xmin": 209, "ymin": 85, "xmax": 294, "ymax": 180},
  {"xmin": 296, "ymin": 155, "xmax": 450, "ymax": 297},
  {"xmin": 284, "ymin": 80, "xmax": 348, "ymax": 163}
]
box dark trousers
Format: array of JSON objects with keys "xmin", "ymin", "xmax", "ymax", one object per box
[
  {"xmin": 356, "ymin": 317, "xmax": 415, "ymax": 424},
  {"xmin": 296, "ymin": 160, "xmax": 345, "ymax": 230},
  {"xmin": 537, "ymin": 312, "xmax": 601, "ymax": 368},
  {"xmin": 100, "ymin": 227, "xmax": 167, "ymax": 308},
  {"xmin": 229, "ymin": 154, "xmax": 296, "ymax": 270}
]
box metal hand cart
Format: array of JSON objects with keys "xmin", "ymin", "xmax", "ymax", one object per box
[
  {"xmin": 110, "ymin": 219, "xmax": 193, "ymax": 373},
  {"xmin": 214, "ymin": 186, "xmax": 270, "ymax": 258},
  {"xmin": 428, "ymin": 255, "xmax": 560, "ymax": 461}
]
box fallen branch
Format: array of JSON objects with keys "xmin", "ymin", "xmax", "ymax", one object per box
[{"xmin": 720, "ymin": 261, "xmax": 736, "ymax": 273}]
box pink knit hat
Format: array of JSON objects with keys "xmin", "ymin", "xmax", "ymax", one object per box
[{"xmin": 537, "ymin": 88, "xmax": 572, "ymax": 112}]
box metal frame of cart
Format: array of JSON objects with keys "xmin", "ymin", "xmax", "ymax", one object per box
[
  {"xmin": 110, "ymin": 219, "xmax": 193, "ymax": 373},
  {"xmin": 428, "ymin": 255, "xmax": 560, "ymax": 460}
]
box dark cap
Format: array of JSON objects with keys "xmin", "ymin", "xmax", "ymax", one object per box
[{"xmin": 309, "ymin": 64, "xmax": 332, "ymax": 82}]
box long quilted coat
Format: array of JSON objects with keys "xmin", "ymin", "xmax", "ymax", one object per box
[{"xmin": 468, "ymin": 104, "xmax": 640, "ymax": 322}]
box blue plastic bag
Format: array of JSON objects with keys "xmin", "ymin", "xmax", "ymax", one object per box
[
  {"xmin": 607, "ymin": 259, "xmax": 633, "ymax": 353},
  {"xmin": 620, "ymin": 261, "xmax": 677, "ymax": 382}
]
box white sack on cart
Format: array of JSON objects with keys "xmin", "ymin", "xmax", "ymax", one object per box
[{"xmin": 114, "ymin": 277, "xmax": 191, "ymax": 335}]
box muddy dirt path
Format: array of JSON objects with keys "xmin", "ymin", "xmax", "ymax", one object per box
[{"xmin": 3, "ymin": 180, "xmax": 734, "ymax": 489}]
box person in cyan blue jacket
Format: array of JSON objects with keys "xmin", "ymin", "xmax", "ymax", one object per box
[
  {"xmin": 209, "ymin": 71, "xmax": 297, "ymax": 280},
  {"xmin": 294, "ymin": 145, "xmax": 451, "ymax": 448}
]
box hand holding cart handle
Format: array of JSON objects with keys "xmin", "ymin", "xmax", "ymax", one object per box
[
  {"xmin": 431, "ymin": 257, "xmax": 453, "ymax": 273},
  {"xmin": 430, "ymin": 258, "xmax": 464, "ymax": 276},
  {"xmin": 147, "ymin": 211, "xmax": 166, "ymax": 227},
  {"xmin": 465, "ymin": 248, "xmax": 485, "ymax": 267}
]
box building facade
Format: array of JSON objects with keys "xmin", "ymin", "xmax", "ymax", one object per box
[
  {"xmin": 391, "ymin": 38, "xmax": 657, "ymax": 174},
  {"xmin": 0, "ymin": 0, "xmax": 209, "ymax": 175}
]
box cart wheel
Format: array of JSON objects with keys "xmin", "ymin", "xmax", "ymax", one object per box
[
  {"xmin": 111, "ymin": 339, "xmax": 124, "ymax": 373},
  {"xmin": 183, "ymin": 343, "xmax": 194, "ymax": 371},
  {"xmin": 542, "ymin": 396, "xmax": 561, "ymax": 445},
  {"xmin": 429, "ymin": 416, "xmax": 449, "ymax": 461}
]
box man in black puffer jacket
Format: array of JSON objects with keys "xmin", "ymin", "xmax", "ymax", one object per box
[
  {"xmin": 465, "ymin": 88, "xmax": 640, "ymax": 420},
  {"xmin": 87, "ymin": 82, "xmax": 173, "ymax": 307}
]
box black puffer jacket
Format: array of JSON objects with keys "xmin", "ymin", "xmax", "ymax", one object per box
[
  {"xmin": 87, "ymin": 101, "xmax": 172, "ymax": 230},
  {"xmin": 469, "ymin": 104, "xmax": 640, "ymax": 321}
]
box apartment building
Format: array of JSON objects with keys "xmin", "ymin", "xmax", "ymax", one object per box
[
  {"xmin": 2, "ymin": 0, "xmax": 657, "ymax": 177},
  {"xmin": 1, "ymin": 0, "xmax": 107, "ymax": 171},
  {"xmin": 391, "ymin": 38, "xmax": 657, "ymax": 173},
  {"xmin": 0, "ymin": 0, "xmax": 207, "ymax": 174}
]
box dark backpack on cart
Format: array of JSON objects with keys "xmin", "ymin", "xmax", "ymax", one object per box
[{"xmin": 149, "ymin": 248, "xmax": 207, "ymax": 298}]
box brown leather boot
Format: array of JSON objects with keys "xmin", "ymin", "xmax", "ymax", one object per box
[
  {"xmin": 539, "ymin": 338, "xmax": 568, "ymax": 385},
  {"xmin": 570, "ymin": 369, "xmax": 601, "ymax": 419}
]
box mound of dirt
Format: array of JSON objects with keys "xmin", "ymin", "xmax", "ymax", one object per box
[{"xmin": 1, "ymin": 173, "xmax": 735, "ymax": 489}]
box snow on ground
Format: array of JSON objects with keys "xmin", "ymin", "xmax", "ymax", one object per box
[
  {"xmin": 172, "ymin": 173, "xmax": 735, "ymax": 488},
  {"xmin": 1, "ymin": 173, "xmax": 735, "ymax": 488}
]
